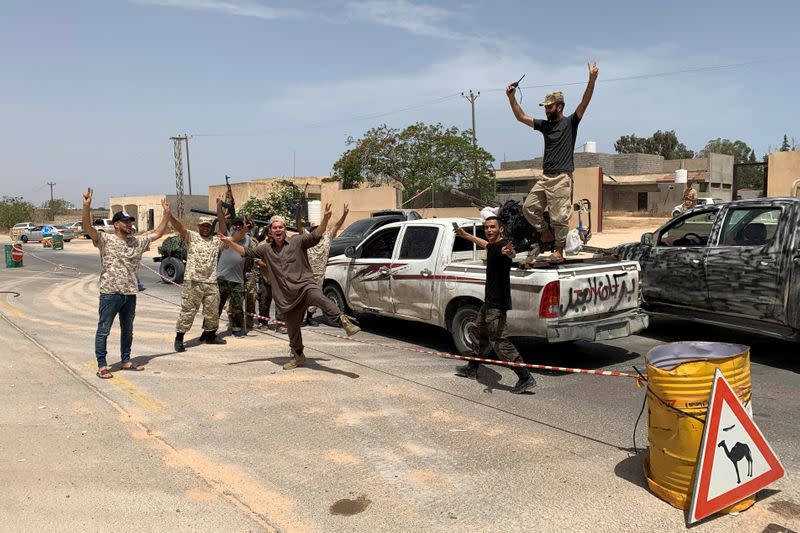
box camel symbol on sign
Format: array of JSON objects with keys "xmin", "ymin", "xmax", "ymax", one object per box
[{"xmin": 717, "ymin": 440, "xmax": 753, "ymax": 484}]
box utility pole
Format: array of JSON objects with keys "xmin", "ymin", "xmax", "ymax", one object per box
[
  {"xmin": 46, "ymin": 181, "xmax": 56, "ymax": 220},
  {"xmin": 170, "ymin": 137, "xmax": 185, "ymax": 219},
  {"xmin": 184, "ymin": 133, "xmax": 193, "ymax": 195},
  {"xmin": 461, "ymin": 90, "xmax": 480, "ymax": 188}
]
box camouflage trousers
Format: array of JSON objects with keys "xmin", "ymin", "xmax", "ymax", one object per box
[
  {"xmin": 176, "ymin": 281, "xmax": 220, "ymax": 333},
  {"xmin": 468, "ymin": 305, "xmax": 521, "ymax": 362},
  {"xmin": 523, "ymin": 172, "xmax": 573, "ymax": 246},
  {"xmin": 218, "ymin": 279, "xmax": 254, "ymax": 332}
]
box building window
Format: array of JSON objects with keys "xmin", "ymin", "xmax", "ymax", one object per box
[
  {"xmin": 699, "ymin": 183, "xmax": 709, "ymax": 192},
  {"xmin": 722, "ymin": 184, "xmax": 732, "ymax": 189},
  {"xmin": 710, "ymin": 182, "xmax": 721, "ymax": 188}
]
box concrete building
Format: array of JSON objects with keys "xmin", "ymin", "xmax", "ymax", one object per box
[
  {"xmin": 108, "ymin": 194, "xmax": 209, "ymax": 231},
  {"xmin": 767, "ymin": 150, "xmax": 800, "ymax": 197},
  {"xmin": 497, "ymin": 152, "xmax": 734, "ymax": 214},
  {"xmin": 207, "ymin": 176, "xmax": 402, "ymax": 226}
]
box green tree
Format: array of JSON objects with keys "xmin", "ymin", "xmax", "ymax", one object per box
[
  {"xmin": 614, "ymin": 130, "xmax": 695, "ymax": 159},
  {"xmin": 238, "ymin": 179, "xmax": 301, "ymax": 222},
  {"xmin": 0, "ymin": 196, "xmax": 35, "ymax": 230},
  {"xmin": 698, "ymin": 138, "xmax": 761, "ymax": 189},
  {"xmin": 698, "ymin": 138, "xmax": 757, "ymax": 163},
  {"xmin": 780, "ymin": 134, "xmax": 791, "ymax": 152},
  {"xmin": 42, "ymin": 198, "xmax": 75, "ymax": 217},
  {"xmin": 330, "ymin": 122, "xmax": 496, "ymax": 203}
]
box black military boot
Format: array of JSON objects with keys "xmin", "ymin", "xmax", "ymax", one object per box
[
  {"xmin": 455, "ymin": 361, "xmax": 480, "ymax": 379},
  {"xmin": 510, "ymin": 367, "xmax": 537, "ymax": 394},
  {"xmin": 204, "ymin": 330, "xmax": 227, "ymax": 345},
  {"xmin": 198, "ymin": 330, "xmax": 210, "ymax": 342},
  {"xmin": 304, "ymin": 310, "xmax": 317, "ymax": 327},
  {"xmin": 174, "ymin": 332, "xmax": 186, "ymax": 352}
]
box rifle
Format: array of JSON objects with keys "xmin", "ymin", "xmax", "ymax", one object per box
[
  {"xmin": 223, "ymin": 175, "xmax": 236, "ymax": 219},
  {"xmin": 189, "ymin": 209, "xmax": 299, "ymax": 234}
]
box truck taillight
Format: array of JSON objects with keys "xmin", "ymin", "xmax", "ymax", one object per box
[{"xmin": 539, "ymin": 280, "xmax": 560, "ymax": 319}]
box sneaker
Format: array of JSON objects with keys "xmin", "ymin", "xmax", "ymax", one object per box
[
  {"xmin": 510, "ymin": 374, "xmax": 537, "ymax": 394},
  {"xmin": 232, "ymin": 330, "xmax": 247, "ymax": 338},
  {"xmin": 255, "ymin": 322, "xmax": 269, "ymax": 330},
  {"xmin": 276, "ymin": 325, "xmax": 288, "ymax": 334},
  {"xmin": 283, "ymin": 351, "xmax": 306, "ymax": 370},
  {"xmin": 339, "ymin": 315, "xmax": 361, "ymax": 336},
  {"xmin": 454, "ymin": 364, "xmax": 479, "ymax": 379}
]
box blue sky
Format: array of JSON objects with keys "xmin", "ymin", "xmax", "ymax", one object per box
[{"xmin": 1, "ymin": 0, "xmax": 797, "ymax": 207}]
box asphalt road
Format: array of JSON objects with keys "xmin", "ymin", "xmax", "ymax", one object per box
[{"xmin": 1, "ymin": 241, "xmax": 798, "ymax": 532}]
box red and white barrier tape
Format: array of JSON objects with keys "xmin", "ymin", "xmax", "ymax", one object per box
[
  {"xmin": 140, "ymin": 262, "xmax": 184, "ymax": 288},
  {"xmin": 244, "ymin": 309, "xmax": 644, "ymax": 385}
]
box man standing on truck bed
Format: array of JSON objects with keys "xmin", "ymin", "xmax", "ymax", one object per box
[
  {"xmin": 507, "ymin": 62, "xmax": 598, "ymax": 264},
  {"xmin": 220, "ymin": 203, "xmax": 361, "ymax": 370},
  {"xmin": 453, "ymin": 213, "xmax": 537, "ymax": 394}
]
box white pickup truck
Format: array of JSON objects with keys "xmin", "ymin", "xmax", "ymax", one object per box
[{"xmin": 323, "ymin": 218, "xmax": 649, "ymax": 354}]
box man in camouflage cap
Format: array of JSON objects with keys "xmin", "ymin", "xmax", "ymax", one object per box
[
  {"xmin": 170, "ymin": 200, "xmax": 245, "ymax": 351},
  {"xmin": 507, "ymin": 62, "xmax": 599, "ymax": 264}
]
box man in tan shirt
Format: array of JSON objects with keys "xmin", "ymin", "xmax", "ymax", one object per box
[
  {"xmin": 682, "ymin": 182, "xmax": 698, "ymax": 212},
  {"xmin": 221, "ymin": 203, "xmax": 360, "ymax": 370}
]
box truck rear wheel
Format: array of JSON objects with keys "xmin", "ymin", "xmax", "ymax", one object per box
[
  {"xmin": 450, "ymin": 303, "xmax": 480, "ymax": 355},
  {"xmin": 160, "ymin": 256, "xmax": 185, "ymax": 284},
  {"xmin": 323, "ymin": 283, "xmax": 351, "ymax": 315}
]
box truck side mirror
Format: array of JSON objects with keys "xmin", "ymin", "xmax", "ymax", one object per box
[
  {"xmin": 344, "ymin": 246, "xmax": 357, "ymax": 258},
  {"xmin": 641, "ymin": 232, "xmax": 654, "ymax": 246}
]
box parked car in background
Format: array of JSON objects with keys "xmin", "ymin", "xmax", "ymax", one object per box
[
  {"xmin": 616, "ymin": 197, "xmax": 800, "ymax": 342},
  {"xmin": 92, "ymin": 218, "xmax": 115, "ymax": 235},
  {"xmin": 20, "ymin": 225, "xmax": 74, "ymax": 243},
  {"xmin": 64, "ymin": 221, "xmax": 84, "ymax": 237},
  {"xmin": 671, "ymin": 197, "xmax": 725, "ymax": 217},
  {"xmin": 10, "ymin": 222, "xmax": 35, "ymax": 241}
]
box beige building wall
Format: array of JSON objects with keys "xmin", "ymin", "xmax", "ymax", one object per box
[
  {"xmin": 207, "ymin": 177, "xmax": 324, "ymax": 210},
  {"xmin": 320, "ymin": 181, "xmax": 401, "ymax": 223},
  {"xmin": 109, "ymin": 194, "xmax": 208, "ymax": 231},
  {"xmin": 767, "ymin": 151, "xmax": 800, "ymax": 197}
]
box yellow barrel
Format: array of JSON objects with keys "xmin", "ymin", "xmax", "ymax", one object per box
[{"xmin": 644, "ymin": 341, "xmax": 755, "ymax": 513}]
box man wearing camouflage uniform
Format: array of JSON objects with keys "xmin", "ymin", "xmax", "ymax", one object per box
[
  {"xmin": 217, "ymin": 216, "xmax": 252, "ymax": 337},
  {"xmin": 170, "ymin": 213, "xmax": 228, "ymax": 351},
  {"xmin": 507, "ymin": 62, "xmax": 598, "ymax": 264}
]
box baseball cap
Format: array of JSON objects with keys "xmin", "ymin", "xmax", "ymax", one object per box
[
  {"xmin": 198, "ymin": 216, "xmax": 214, "ymax": 226},
  {"xmin": 111, "ymin": 211, "xmax": 135, "ymax": 223},
  {"xmin": 539, "ymin": 91, "xmax": 564, "ymax": 106},
  {"xmin": 230, "ymin": 216, "xmax": 244, "ymax": 226},
  {"xmin": 269, "ymin": 215, "xmax": 286, "ymax": 227}
]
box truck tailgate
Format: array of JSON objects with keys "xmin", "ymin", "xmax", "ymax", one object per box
[{"xmin": 556, "ymin": 261, "xmax": 640, "ymax": 319}]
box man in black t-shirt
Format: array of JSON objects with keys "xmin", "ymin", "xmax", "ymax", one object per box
[
  {"xmin": 453, "ymin": 216, "xmax": 536, "ymax": 394},
  {"xmin": 507, "ymin": 62, "xmax": 599, "ymax": 264}
]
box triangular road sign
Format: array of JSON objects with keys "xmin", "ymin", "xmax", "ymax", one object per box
[{"xmin": 689, "ymin": 369, "xmax": 785, "ymax": 524}]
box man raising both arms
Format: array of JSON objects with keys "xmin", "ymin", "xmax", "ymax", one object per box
[
  {"xmin": 507, "ymin": 62, "xmax": 598, "ymax": 264},
  {"xmin": 82, "ymin": 187, "xmax": 171, "ymax": 379},
  {"xmin": 221, "ymin": 203, "xmax": 360, "ymax": 370}
]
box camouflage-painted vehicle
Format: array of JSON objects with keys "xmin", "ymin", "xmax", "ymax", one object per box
[
  {"xmin": 615, "ymin": 197, "xmax": 800, "ymax": 341},
  {"xmin": 154, "ymin": 233, "xmax": 190, "ymax": 283}
]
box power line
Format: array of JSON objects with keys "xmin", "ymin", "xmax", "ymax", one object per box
[{"xmin": 188, "ymin": 59, "xmax": 766, "ymax": 138}]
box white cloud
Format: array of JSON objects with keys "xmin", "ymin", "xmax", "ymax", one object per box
[
  {"xmin": 134, "ymin": 0, "xmax": 304, "ymax": 20},
  {"xmin": 345, "ymin": 0, "xmax": 465, "ymax": 40}
]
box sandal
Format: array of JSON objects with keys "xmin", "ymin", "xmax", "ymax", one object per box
[
  {"xmin": 120, "ymin": 362, "xmax": 145, "ymax": 371},
  {"xmin": 96, "ymin": 367, "xmax": 113, "ymax": 379}
]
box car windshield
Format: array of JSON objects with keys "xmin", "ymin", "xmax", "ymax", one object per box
[{"xmin": 340, "ymin": 218, "xmax": 381, "ymax": 238}]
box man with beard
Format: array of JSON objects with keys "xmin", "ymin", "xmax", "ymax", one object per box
[
  {"xmin": 82, "ymin": 187, "xmax": 171, "ymax": 379},
  {"xmin": 170, "ymin": 201, "xmax": 244, "ymax": 351},
  {"xmin": 220, "ymin": 203, "xmax": 360, "ymax": 370},
  {"xmin": 507, "ymin": 62, "xmax": 598, "ymax": 264},
  {"xmin": 453, "ymin": 211, "xmax": 537, "ymax": 394}
]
